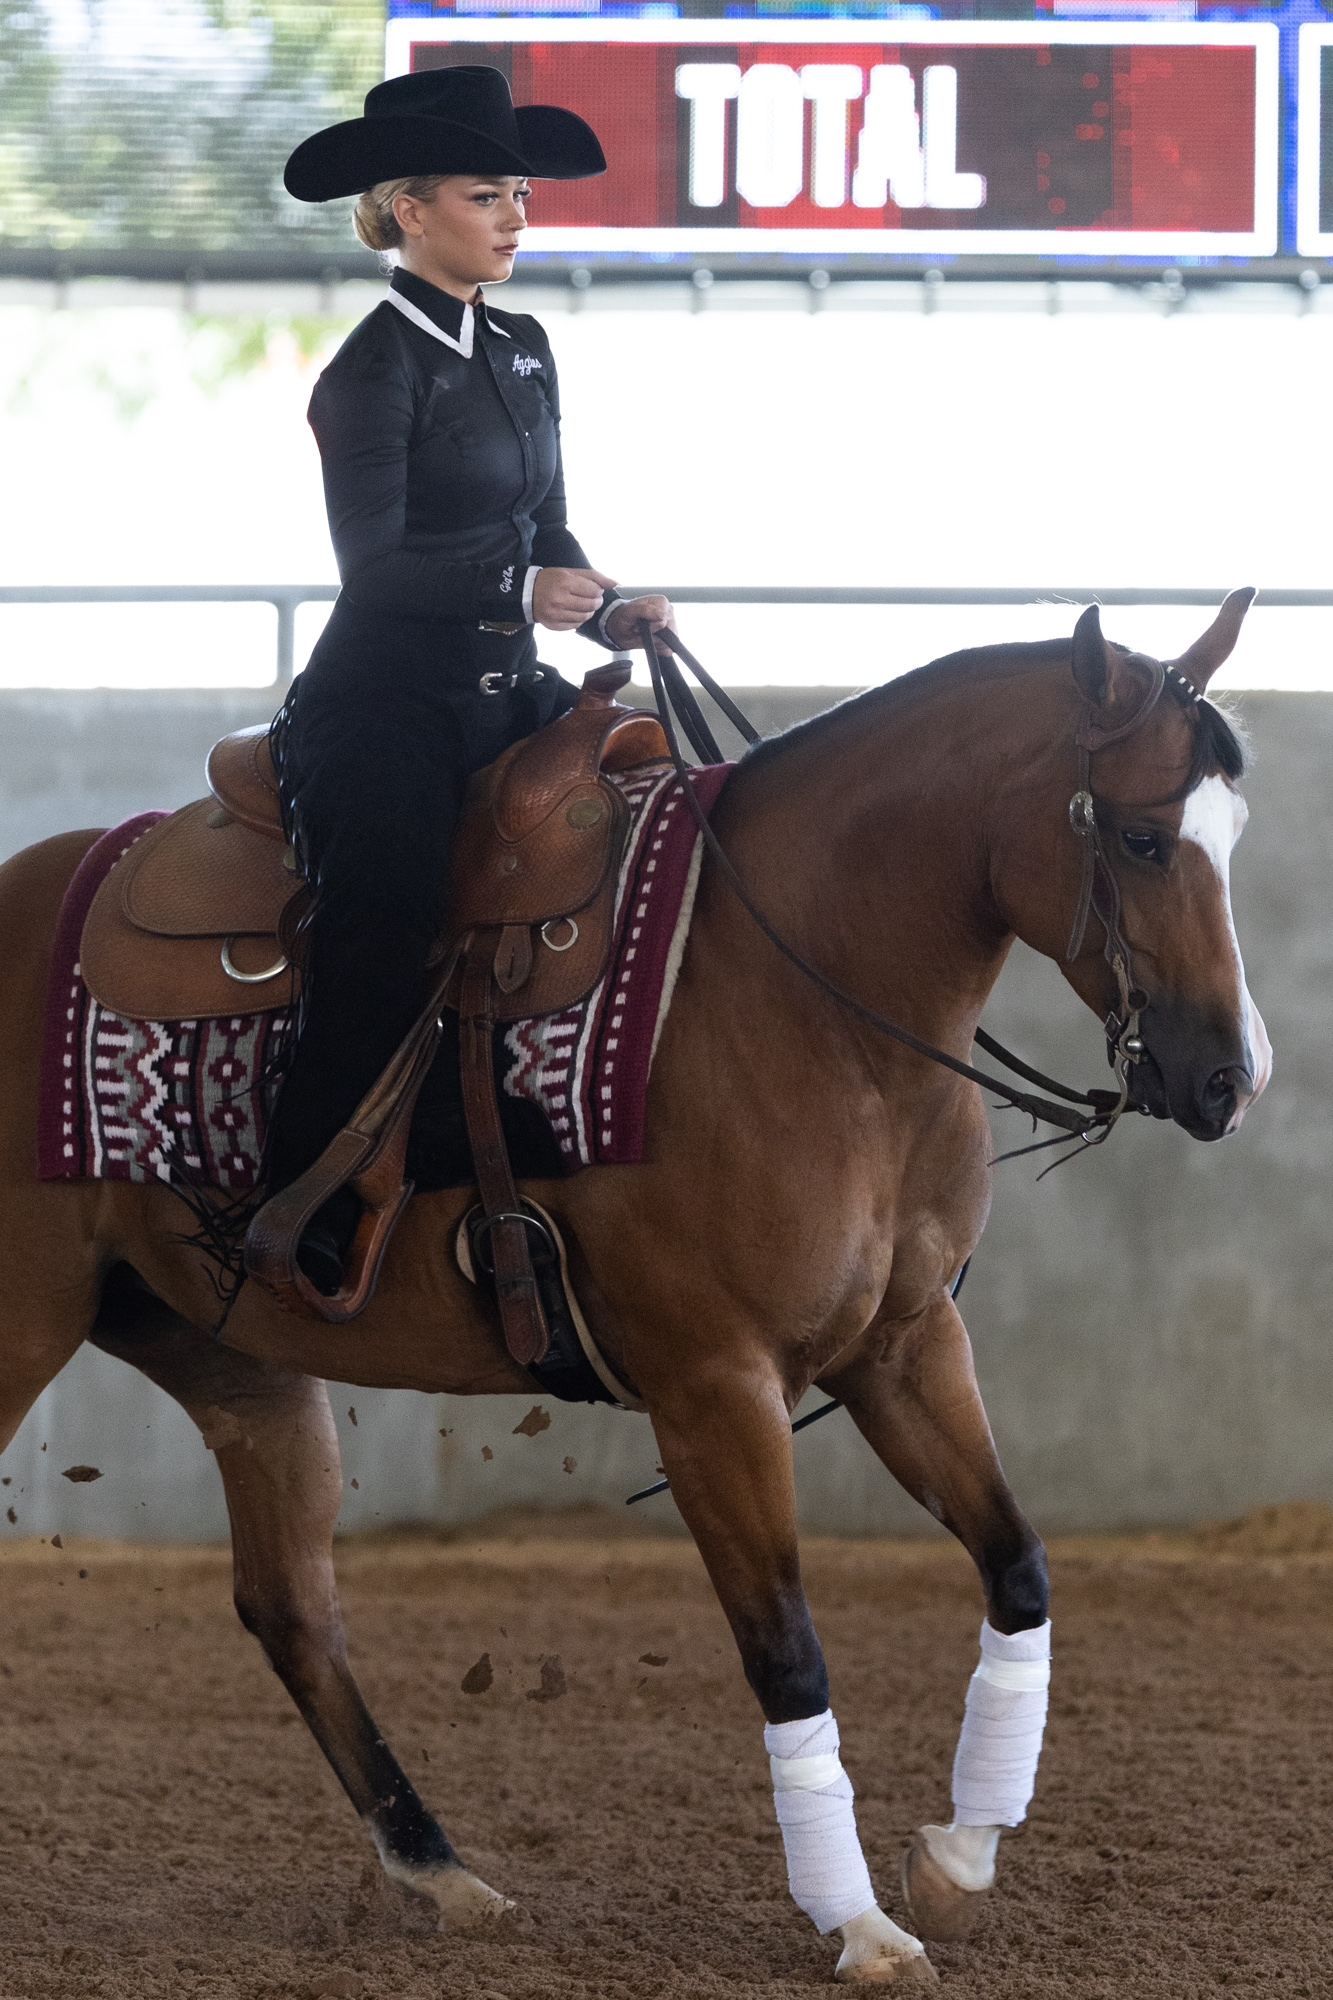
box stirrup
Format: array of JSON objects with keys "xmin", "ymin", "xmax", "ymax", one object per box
[{"xmin": 244, "ymin": 1129, "xmax": 415, "ymax": 1324}]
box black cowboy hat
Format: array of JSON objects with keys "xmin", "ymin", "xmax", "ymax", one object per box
[{"xmin": 284, "ymin": 64, "xmax": 605, "ymax": 202}]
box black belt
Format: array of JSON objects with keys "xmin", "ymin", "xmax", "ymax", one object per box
[{"xmin": 479, "ymin": 664, "xmax": 551, "ymax": 696}]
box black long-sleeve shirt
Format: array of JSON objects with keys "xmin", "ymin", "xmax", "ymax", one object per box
[{"xmin": 308, "ymin": 265, "xmax": 615, "ymax": 638}]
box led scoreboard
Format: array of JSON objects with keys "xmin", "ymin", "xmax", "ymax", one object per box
[
  {"xmin": 385, "ymin": 15, "xmax": 1284, "ymax": 265},
  {"xmin": 1297, "ymin": 26, "xmax": 1333, "ymax": 257}
]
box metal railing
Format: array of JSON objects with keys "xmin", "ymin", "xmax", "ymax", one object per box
[{"xmin": 2, "ymin": 582, "xmax": 1331, "ymax": 688}]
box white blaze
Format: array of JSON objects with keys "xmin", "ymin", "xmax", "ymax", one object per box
[{"xmin": 1179, "ymin": 774, "xmax": 1262, "ymax": 1090}]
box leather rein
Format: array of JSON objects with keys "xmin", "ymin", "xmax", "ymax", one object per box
[{"xmin": 638, "ymin": 621, "xmax": 1205, "ymax": 1156}]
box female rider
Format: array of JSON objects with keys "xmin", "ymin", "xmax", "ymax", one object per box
[{"xmin": 254, "ymin": 67, "xmax": 673, "ymax": 1292}]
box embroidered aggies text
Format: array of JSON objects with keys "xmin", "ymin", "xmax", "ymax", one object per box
[
  {"xmin": 499, "ymin": 564, "xmax": 514, "ymax": 595},
  {"xmin": 512, "ymin": 353, "xmax": 541, "ymax": 376}
]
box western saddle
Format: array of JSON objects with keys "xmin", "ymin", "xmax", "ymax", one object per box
[{"xmin": 79, "ymin": 662, "xmax": 672, "ymax": 1362}]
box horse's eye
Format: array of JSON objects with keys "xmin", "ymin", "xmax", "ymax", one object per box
[{"xmin": 1122, "ymin": 830, "xmax": 1162, "ymax": 862}]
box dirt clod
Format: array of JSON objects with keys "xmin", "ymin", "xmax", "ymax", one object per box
[
  {"xmin": 480, "ymin": 1445, "xmax": 493, "ymax": 1462},
  {"xmin": 563, "ymin": 1456, "xmax": 577, "ymax": 1475},
  {"xmin": 512, "ymin": 1406, "xmax": 551, "ymax": 1438},
  {"xmin": 639, "ymin": 1653, "xmax": 668, "ymax": 1667},
  {"xmin": 61, "ymin": 1465, "xmax": 101, "ymax": 1483},
  {"xmin": 526, "ymin": 1653, "xmax": 566, "ymax": 1704},
  {"xmin": 197, "ymin": 1407, "xmax": 245, "ymax": 1454},
  {"xmin": 50, "ymin": 1533, "xmax": 62, "ymax": 1549},
  {"xmin": 460, "ymin": 1652, "xmax": 494, "ymax": 1696},
  {"xmin": 347, "ymin": 1406, "xmax": 357, "ymax": 1427}
]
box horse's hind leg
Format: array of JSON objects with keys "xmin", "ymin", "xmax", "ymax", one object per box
[
  {"xmin": 821, "ymin": 1290, "xmax": 1051, "ymax": 1945},
  {"xmin": 651, "ymin": 1358, "xmax": 937, "ymax": 1986},
  {"xmin": 0, "ymin": 1236, "xmax": 103, "ymax": 1454},
  {"xmin": 89, "ymin": 1271, "xmax": 511, "ymax": 1930}
]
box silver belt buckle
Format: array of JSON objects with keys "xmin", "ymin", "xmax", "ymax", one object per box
[{"xmin": 479, "ymin": 670, "xmax": 515, "ymax": 695}]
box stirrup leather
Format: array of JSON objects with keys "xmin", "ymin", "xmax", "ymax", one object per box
[
  {"xmin": 457, "ymin": 932, "xmax": 550, "ymax": 1368},
  {"xmin": 242, "ymin": 957, "xmax": 455, "ymax": 1321}
]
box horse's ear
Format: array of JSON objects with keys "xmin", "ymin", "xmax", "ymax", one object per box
[
  {"xmin": 1171, "ymin": 587, "xmax": 1256, "ymax": 691},
  {"xmin": 1070, "ymin": 603, "xmax": 1110, "ymax": 706}
]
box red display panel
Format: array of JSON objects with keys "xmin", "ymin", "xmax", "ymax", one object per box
[{"xmin": 388, "ymin": 22, "xmax": 1278, "ymax": 258}]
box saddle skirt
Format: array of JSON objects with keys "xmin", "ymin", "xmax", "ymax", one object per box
[{"xmin": 78, "ymin": 667, "xmax": 672, "ymax": 1026}]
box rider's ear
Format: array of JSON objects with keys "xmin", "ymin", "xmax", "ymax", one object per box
[{"xmin": 1171, "ymin": 586, "xmax": 1256, "ymax": 692}]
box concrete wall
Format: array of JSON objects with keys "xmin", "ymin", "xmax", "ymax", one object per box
[{"xmin": 0, "ymin": 685, "xmax": 1329, "ymax": 1543}]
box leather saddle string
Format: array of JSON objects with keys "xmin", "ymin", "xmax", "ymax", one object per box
[{"xmin": 641, "ymin": 622, "xmax": 1116, "ymax": 1139}]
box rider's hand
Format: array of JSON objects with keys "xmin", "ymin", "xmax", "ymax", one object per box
[
  {"xmin": 531, "ymin": 566, "xmax": 615, "ymax": 632},
  {"xmin": 603, "ymin": 594, "xmax": 678, "ymax": 656}
]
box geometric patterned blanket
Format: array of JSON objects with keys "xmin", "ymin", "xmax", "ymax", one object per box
[{"xmin": 37, "ymin": 763, "xmax": 731, "ymax": 1190}]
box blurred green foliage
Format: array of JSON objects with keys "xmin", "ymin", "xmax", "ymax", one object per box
[
  {"xmin": 0, "ymin": 0, "xmax": 383, "ymax": 253},
  {"xmin": 186, "ymin": 308, "xmax": 355, "ymax": 389}
]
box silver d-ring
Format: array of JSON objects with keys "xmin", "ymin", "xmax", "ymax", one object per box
[
  {"xmin": 221, "ymin": 937, "xmax": 289, "ymax": 984},
  {"xmin": 541, "ymin": 916, "xmax": 579, "ymax": 954},
  {"xmin": 479, "ymin": 671, "xmax": 513, "ymax": 696}
]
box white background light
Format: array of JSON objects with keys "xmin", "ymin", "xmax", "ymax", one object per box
[{"xmin": 0, "ymin": 285, "xmax": 1328, "ymax": 689}]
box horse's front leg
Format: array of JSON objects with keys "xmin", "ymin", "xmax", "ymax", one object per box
[
  {"xmin": 651, "ymin": 1357, "xmax": 937, "ymax": 1987},
  {"xmin": 89, "ymin": 1279, "xmax": 511, "ymax": 1930},
  {"xmin": 821, "ymin": 1290, "xmax": 1051, "ymax": 1946}
]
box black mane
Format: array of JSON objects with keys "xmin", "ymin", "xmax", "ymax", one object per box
[{"xmin": 1189, "ymin": 694, "xmax": 1247, "ymax": 784}]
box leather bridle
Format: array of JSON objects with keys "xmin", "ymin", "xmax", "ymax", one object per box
[{"xmin": 639, "ymin": 620, "xmax": 1205, "ymax": 1157}]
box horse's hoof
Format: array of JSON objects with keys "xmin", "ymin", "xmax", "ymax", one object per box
[
  {"xmin": 835, "ymin": 1906, "xmax": 939, "ymax": 1985},
  {"xmin": 901, "ymin": 1829, "xmax": 989, "ymax": 1943},
  {"xmin": 382, "ymin": 1857, "xmax": 516, "ymax": 1930}
]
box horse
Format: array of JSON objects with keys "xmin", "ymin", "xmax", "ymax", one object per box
[{"xmin": 0, "ymin": 594, "xmax": 1269, "ymax": 1985}]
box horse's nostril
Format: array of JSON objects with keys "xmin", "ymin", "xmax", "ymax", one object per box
[{"xmin": 1202, "ymin": 1066, "xmax": 1244, "ymax": 1115}]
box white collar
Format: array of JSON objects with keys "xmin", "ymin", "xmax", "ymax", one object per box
[{"xmin": 386, "ymin": 286, "xmax": 474, "ymax": 359}]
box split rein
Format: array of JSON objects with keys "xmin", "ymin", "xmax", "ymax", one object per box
[{"xmin": 636, "ymin": 619, "xmax": 1199, "ymax": 1167}]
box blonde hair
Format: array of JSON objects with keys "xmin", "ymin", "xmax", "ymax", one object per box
[{"xmin": 353, "ymin": 176, "xmax": 448, "ymax": 253}]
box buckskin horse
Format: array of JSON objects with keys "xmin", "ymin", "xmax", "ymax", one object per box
[{"xmin": 0, "ymin": 594, "xmax": 1268, "ymax": 1983}]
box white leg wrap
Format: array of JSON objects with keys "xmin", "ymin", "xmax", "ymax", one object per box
[
  {"xmin": 765, "ymin": 1709, "xmax": 877, "ymax": 1934},
  {"xmin": 950, "ymin": 1618, "xmax": 1051, "ymax": 1828}
]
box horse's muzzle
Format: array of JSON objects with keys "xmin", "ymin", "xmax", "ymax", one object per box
[{"xmin": 1127, "ymin": 1026, "xmax": 1256, "ymax": 1141}]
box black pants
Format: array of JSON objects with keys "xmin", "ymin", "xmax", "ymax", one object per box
[{"xmin": 263, "ymin": 602, "xmax": 574, "ymax": 1194}]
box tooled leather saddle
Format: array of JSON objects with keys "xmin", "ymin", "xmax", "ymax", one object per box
[{"xmin": 78, "ymin": 662, "xmax": 671, "ymax": 1353}]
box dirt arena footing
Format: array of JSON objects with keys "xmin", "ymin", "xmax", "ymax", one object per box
[{"xmin": 1, "ymin": 1504, "xmax": 1331, "ymax": 2000}]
